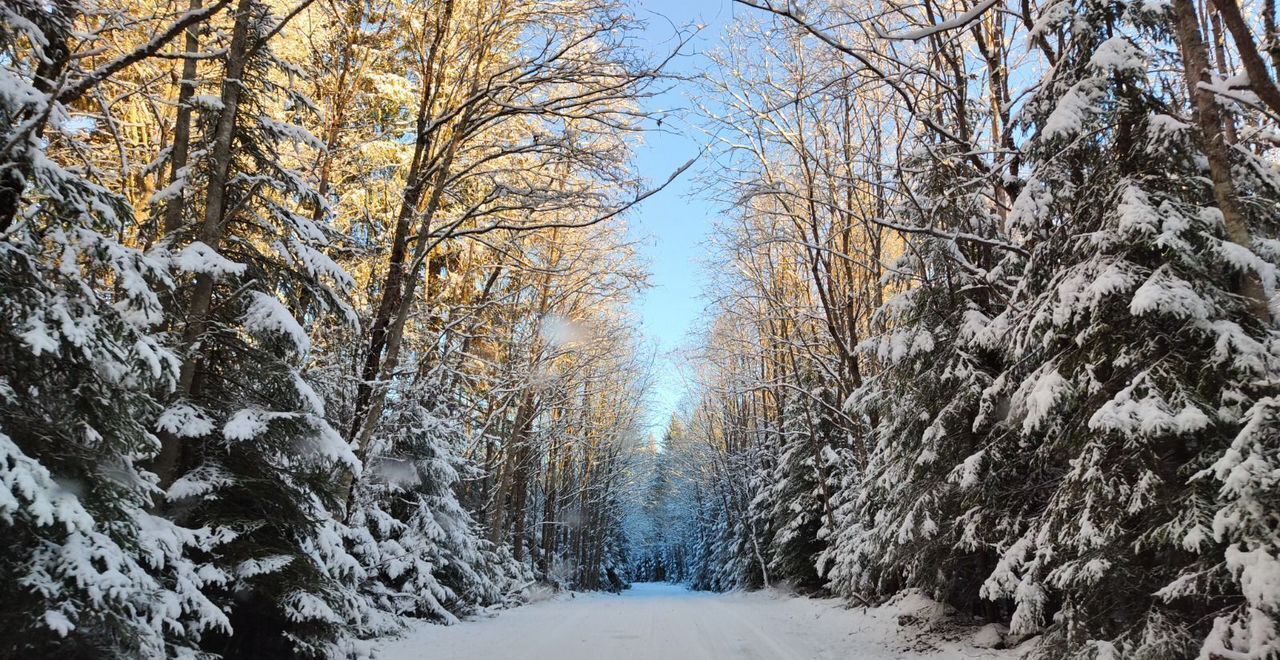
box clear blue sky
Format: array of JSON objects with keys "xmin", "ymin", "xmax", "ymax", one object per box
[{"xmin": 625, "ymin": 0, "xmax": 738, "ymax": 437}]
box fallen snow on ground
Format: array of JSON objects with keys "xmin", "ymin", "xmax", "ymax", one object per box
[{"xmin": 377, "ymin": 582, "xmax": 1023, "ymax": 659}]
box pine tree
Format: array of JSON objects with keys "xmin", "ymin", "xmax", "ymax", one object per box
[
  {"xmin": 0, "ymin": 4, "xmax": 228, "ymax": 655},
  {"xmin": 972, "ymin": 1, "xmax": 1280, "ymax": 654},
  {"xmin": 759, "ymin": 380, "xmax": 834, "ymax": 590},
  {"xmin": 348, "ymin": 374, "xmax": 519, "ymax": 628},
  {"xmin": 632, "ymin": 418, "xmax": 693, "ymax": 583},
  {"xmin": 147, "ymin": 0, "xmax": 368, "ymax": 655},
  {"xmin": 820, "ymin": 139, "xmax": 1015, "ymax": 612}
]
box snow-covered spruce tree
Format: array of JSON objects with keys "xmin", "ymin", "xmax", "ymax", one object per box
[
  {"xmin": 590, "ymin": 488, "xmax": 633, "ymax": 593},
  {"xmin": 347, "ymin": 374, "xmax": 518, "ymax": 628},
  {"xmin": 688, "ymin": 438, "xmax": 770, "ymax": 592},
  {"xmin": 677, "ymin": 480, "xmax": 706, "ymax": 585},
  {"xmin": 0, "ymin": 5, "xmax": 230, "ymax": 656},
  {"xmin": 819, "ymin": 142, "xmax": 1015, "ymax": 613},
  {"xmin": 560, "ymin": 435, "xmax": 631, "ymax": 592},
  {"xmin": 658, "ymin": 451, "xmax": 703, "ymax": 586},
  {"xmin": 687, "ymin": 491, "xmax": 746, "ymax": 591},
  {"xmin": 743, "ymin": 424, "xmax": 779, "ymax": 582},
  {"xmin": 757, "ymin": 380, "xmax": 837, "ymax": 591},
  {"xmin": 631, "ymin": 424, "xmax": 682, "ymax": 582},
  {"xmin": 682, "ymin": 462, "xmax": 729, "ymax": 591},
  {"xmin": 631, "ymin": 418, "xmax": 711, "ymax": 585},
  {"xmin": 1203, "ymin": 381, "xmax": 1280, "ymax": 659},
  {"xmin": 148, "ymin": 0, "xmax": 368, "ymax": 656},
  {"xmin": 971, "ymin": 1, "xmax": 1280, "ymax": 655},
  {"xmin": 682, "ymin": 484, "xmax": 715, "ymax": 589}
]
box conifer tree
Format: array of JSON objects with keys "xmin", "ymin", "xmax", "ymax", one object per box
[
  {"xmin": 978, "ymin": 2, "xmax": 1280, "ymax": 653},
  {"xmin": 148, "ymin": 0, "xmax": 367, "ymax": 654},
  {"xmin": 347, "ymin": 372, "xmax": 519, "ymax": 628},
  {"xmin": 821, "ymin": 143, "xmax": 1015, "ymax": 611},
  {"xmin": 0, "ymin": 3, "xmax": 230, "ymax": 655},
  {"xmin": 759, "ymin": 381, "xmax": 834, "ymax": 590}
]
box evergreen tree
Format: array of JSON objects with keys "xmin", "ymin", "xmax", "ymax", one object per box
[
  {"xmin": 758, "ymin": 381, "xmax": 834, "ymax": 591},
  {"xmin": 0, "ymin": 4, "xmax": 229, "ymax": 655},
  {"xmin": 632, "ymin": 418, "xmax": 689, "ymax": 582},
  {"xmin": 820, "ymin": 138, "xmax": 1015, "ymax": 612},
  {"xmin": 149, "ymin": 0, "xmax": 367, "ymax": 655},
  {"xmin": 348, "ymin": 374, "xmax": 521, "ymax": 628},
  {"xmin": 972, "ymin": 1, "xmax": 1280, "ymax": 654}
]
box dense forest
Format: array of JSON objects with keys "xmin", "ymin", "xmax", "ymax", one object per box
[
  {"xmin": 637, "ymin": 0, "xmax": 1280, "ymax": 657},
  {"xmin": 1, "ymin": 0, "xmax": 1278, "ymax": 658}
]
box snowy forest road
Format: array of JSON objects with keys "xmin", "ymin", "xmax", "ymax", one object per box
[{"xmin": 377, "ymin": 582, "xmax": 1006, "ymax": 659}]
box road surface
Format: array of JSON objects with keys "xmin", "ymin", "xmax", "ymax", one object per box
[{"xmin": 377, "ymin": 582, "xmax": 1014, "ymax": 659}]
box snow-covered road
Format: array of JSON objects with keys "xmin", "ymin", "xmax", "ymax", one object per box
[{"xmin": 378, "ymin": 582, "xmax": 1015, "ymax": 659}]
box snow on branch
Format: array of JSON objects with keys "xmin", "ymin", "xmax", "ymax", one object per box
[{"xmin": 873, "ymin": 0, "xmax": 1002, "ymax": 41}]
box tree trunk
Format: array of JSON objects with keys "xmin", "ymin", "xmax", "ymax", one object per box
[
  {"xmin": 540, "ymin": 437, "xmax": 559, "ymax": 573},
  {"xmin": 159, "ymin": 0, "xmax": 204, "ymax": 239},
  {"xmin": 1209, "ymin": 0, "xmax": 1280, "ymax": 116},
  {"xmin": 347, "ymin": 0, "xmax": 456, "ymax": 446},
  {"xmin": 154, "ymin": 0, "xmax": 256, "ymax": 488},
  {"xmin": 1172, "ymin": 0, "xmax": 1271, "ymax": 325},
  {"xmin": 488, "ymin": 389, "xmax": 535, "ymax": 544},
  {"xmin": 510, "ymin": 438, "xmax": 533, "ymax": 563}
]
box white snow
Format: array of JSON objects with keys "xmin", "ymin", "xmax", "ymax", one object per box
[
  {"xmin": 951, "ymin": 449, "xmax": 986, "ymax": 489},
  {"xmin": 242, "ymin": 291, "xmax": 310, "ymax": 353},
  {"xmin": 223, "ymin": 408, "xmax": 283, "ymax": 442},
  {"xmin": 1016, "ymin": 366, "xmax": 1071, "ymax": 433},
  {"xmin": 973, "ymin": 623, "xmax": 1008, "ymax": 649},
  {"xmin": 166, "ymin": 464, "xmax": 233, "ymax": 502},
  {"xmin": 1088, "ymin": 373, "xmax": 1210, "ymax": 437},
  {"xmin": 1042, "ymin": 82, "xmax": 1100, "ymax": 139},
  {"xmin": 173, "ymin": 241, "xmax": 246, "ymax": 278},
  {"xmin": 877, "ymin": 0, "xmax": 1001, "ymax": 41},
  {"xmin": 156, "ymin": 403, "xmax": 215, "ymax": 438},
  {"xmin": 190, "ymin": 95, "xmax": 224, "ymax": 110},
  {"xmin": 1088, "ymin": 37, "xmax": 1145, "ymax": 73},
  {"xmin": 377, "ymin": 582, "xmax": 1020, "ymax": 660},
  {"xmin": 1147, "ymin": 113, "xmax": 1189, "ymax": 137},
  {"xmin": 1130, "ymin": 265, "xmax": 1213, "ymax": 320}
]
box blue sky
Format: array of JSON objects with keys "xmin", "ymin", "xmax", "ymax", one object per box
[{"xmin": 625, "ymin": 0, "xmax": 737, "ymax": 437}]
